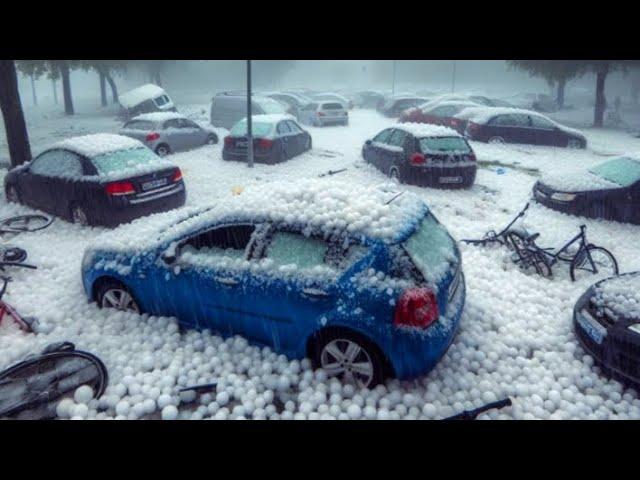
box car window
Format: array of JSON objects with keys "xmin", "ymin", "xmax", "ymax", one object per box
[
  {"xmin": 286, "ymin": 121, "xmax": 303, "ymax": 134},
  {"xmin": 420, "ymin": 137, "xmax": 471, "ymax": 154},
  {"xmin": 322, "ymin": 103, "xmax": 343, "ymax": 110},
  {"xmin": 180, "ymin": 119, "xmax": 200, "ymax": 129},
  {"xmin": 373, "ymin": 129, "xmax": 393, "ymax": 144},
  {"xmin": 91, "ymin": 147, "xmax": 158, "ymax": 176},
  {"xmin": 164, "ymin": 119, "xmax": 181, "ymax": 129},
  {"xmin": 302, "ymin": 103, "xmax": 318, "ymax": 111},
  {"xmin": 154, "ymin": 95, "xmax": 170, "ymax": 107},
  {"xmin": 388, "ymin": 129, "xmax": 407, "ymax": 147},
  {"xmin": 257, "ymin": 98, "xmax": 287, "ymax": 114},
  {"xmin": 231, "ymin": 120, "xmax": 273, "ymax": 137},
  {"xmin": 30, "ymin": 150, "xmax": 84, "ymax": 178},
  {"xmin": 124, "ymin": 120, "xmax": 154, "ymax": 131},
  {"xmin": 590, "ymin": 157, "xmax": 640, "ymax": 187},
  {"xmin": 530, "ymin": 115, "xmax": 555, "ymax": 129},
  {"xmin": 432, "ymin": 105, "xmax": 457, "ymax": 117},
  {"xmin": 277, "ymin": 121, "xmax": 292, "ymax": 135},
  {"xmin": 180, "ymin": 224, "xmax": 257, "ymax": 263},
  {"xmin": 266, "ymin": 232, "xmax": 329, "ymax": 270}
]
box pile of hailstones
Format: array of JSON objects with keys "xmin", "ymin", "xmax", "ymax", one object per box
[{"xmin": 52, "ymin": 314, "xmax": 443, "ymax": 421}]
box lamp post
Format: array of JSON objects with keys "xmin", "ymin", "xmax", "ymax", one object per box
[
  {"xmin": 392, "ymin": 60, "xmax": 397, "ymax": 95},
  {"xmin": 451, "ymin": 60, "xmax": 457, "ymax": 93},
  {"xmin": 246, "ymin": 60, "xmax": 254, "ymax": 168}
]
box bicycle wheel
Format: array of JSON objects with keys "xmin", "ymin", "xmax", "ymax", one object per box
[
  {"xmin": 570, "ymin": 245, "xmax": 619, "ymax": 282},
  {"xmin": 1, "ymin": 246, "xmax": 27, "ymax": 264},
  {"xmin": 531, "ymin": 251, "xmax": 553, "ymax": 279},
  {"xmin": 0, "ymin": 215, "xmax": 53, "ymax": 233}
]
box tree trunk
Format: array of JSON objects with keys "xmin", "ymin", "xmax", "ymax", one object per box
[
  {"xmin": 30, "ymin": 74, "xmax": 38, "ymax": 106},
  {"xmin": 105, "ymin": 73, "xmax": 118, "ymax": 103},
  {"xmin": 556, "ymin": 78, "xmax": 566, "ymax": 109},
  {"xmin": 99, "ymin": 71, "xmax": 107, "ymax": 107},
  {"xmin": 594, "ymin": 64, "xmax": 609, "ymax": 128},
  {"xmin": 0, "ymin": 60, "xmax": 32, "ymax": 166},
  {"xmin": 632, "ymin": 76, "xmax": 640, "ymax": 106},
  {"xmin": 52, "ymin": 78, "xmax": 58, "ymax": 104},
  {"xmin": 59, "ymin": 61, "xmax": 74, "ymax": 115}
]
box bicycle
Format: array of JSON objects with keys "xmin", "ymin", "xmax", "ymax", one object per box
[
  {"xmin": 0, "ymin": 214, "xmax": 53, "ymax": 264},
  {"xmin": 0, "ymin": 262, "xmax": 38, "ymax": 332},
  {"xmin": 462, "ymin": 203, "xmax": 530, "ymax": 248}
]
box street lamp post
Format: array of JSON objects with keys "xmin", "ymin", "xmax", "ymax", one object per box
[
  {"xmin": 451, "ymin": 60, "xmax": 457, "ymax": 93},
  {"xmin": 247, "ymin": 60, "xmax": 254, "ymax": 168},
  {"xmin": 392, "ymin": 60, "xmax": 397, "ymax": 95}
]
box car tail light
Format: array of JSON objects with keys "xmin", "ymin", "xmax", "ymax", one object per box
[
  {"xmin": 410, "ymin": 153, "xmax": 426, "ymax": 166},
  {"xmin": 105, "ymin": 181, "xmax": 135, "ymax": 196},
  {"xmin": 258, "ymin": 138, "xmax": 273, "ymax": 149},
  {"xmin": 467, "ymin": 121, "xmax": 480, "ymax": 134},
  {"xmin": 171, "ymin": 168, "xmax": 183, "ymax": 182},
  {"xmin": 468, "ymin": 153, "xmax": 477, "ymax": 162},
  {"xmin": 224, "ymin": 136, "xmax": 233, "ymax": 147},
  {"xmin": 318, "ymin": 111, "xmax": 326, "ymax": 117},
  {"xmin": 394, "ymin": 288, "xmax": 439, "ymax": 329},
  {"xmin": 146, "ymin": 132, "xmax": 160, "ymax": 142},
  {"xmin": 451, "ymin": 118, "xmax": 460, "ymax": 126}
]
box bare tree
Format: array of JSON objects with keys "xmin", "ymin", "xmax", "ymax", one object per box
[{"xmin": 0, "ymin": 60, "xmax": 32, "ymax": 166}]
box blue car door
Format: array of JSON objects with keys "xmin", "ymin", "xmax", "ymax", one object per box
[
  {"xmin": 151, "ymin": 223, "xmax": 260, "ymax": 333},
  {"xmin": 239, "ymin": 229, "xmax": 370, "ymax": 355}
]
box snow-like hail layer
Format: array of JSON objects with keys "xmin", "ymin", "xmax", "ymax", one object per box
[
  {"xmin": 119, "ymin": 84, "xmax": 168, "ymax": 109},
  {"xmin": 592, "ymin": 273, "xmax": 640, "ymax": 322},
  {"xmin": 539, "ymin": 171, "xmax": 620, "ymax": 193},
  {"xmin": 239, "ymin": 114, "xmax": 296, "ymax": 125},
  {"xmin": 130, "ymin": 112, "xmax": 185, "ymax": 123},
  {"xmin": 455, "ymin": 106, "xmax": 586, "ymax": 138},
  {"xmin": 394, "ymin": 123, "xmax": 461, "ymax": 138},
  {"xmin": 51, "ymin": 134, "xmax": 146, "ymax": 159},
  {"xmin": 87, "ymin": 178, "xmax": 427, "ymax": 257},
  {"xmin": 2, "ymin": 106, "xmax": 640, "ymax": 421}
]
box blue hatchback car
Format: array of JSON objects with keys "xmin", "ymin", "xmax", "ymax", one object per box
[{"xmin": 82, "ymin": 181, "xmax": 465, "ymax": 388}]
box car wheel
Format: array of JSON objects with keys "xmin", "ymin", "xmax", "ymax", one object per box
[
  {"xmin": 205, "ymin": 134, "xmax": 218, "ymax": 145},
  {"xmin": 488, "ymin": 136, "xmax": 506, "ymax": 144},
  {"xmin": 6, "ymin": 185, "xmax": 20, "ymax": 203},
  {"xmin": 71, "ymin": 205, "xmax": 89, "ymax": 226},
  {"xmin": 155, "ymin": 144, "xmax": 171, "ymax": 157},
  {"xmin": 388, "ymin": 166, "xmax": 402, "ymax": 183},
  {"xmin": 96, "ymin": 279, "xmax": 141, "ymax": 314},
  {"xmin": 305, "ymin": 136, "xmax": 312, "ymax": 151},
  {"xmin": 567, "ymin": 138, "xmax": 583, "ymax": 149},
  {"xmin": 312, "ymin": 329, "xmax": 387, "ymax": 389}
]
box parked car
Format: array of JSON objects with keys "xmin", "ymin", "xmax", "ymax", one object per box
[
  {"xmin": 458, "ymin": 107, "xmax": 587, "ymax": 148},
  {"xmin": 120, "ymin": 112, "xmax": 218, "ymax": 157},
  {"xmin": 210, "ymin": 92, "xmax": 288, "ymax": 129},
  {"xmin": 265, "ymin": 92, "xmax": 310, "ymax": 119},
  {"xmin": 533, "ymin": 156, "xmax": 640, "ymax": 224},
  {"xmin": 574, "ymin": 272, "xmax": 640, "ymax": 385},
  {"xmin": 399, "ymin": 101, "xmax": 481, "ymax": 134},
  {"xmin": 353, "ymin": 91, "xmax": 385, "ymax": 109},
  {"xmin": 119, "ymin": 84, "xmax": 176, "ymax": 121},
  {"xmin": 503, "ymin": 93, "xmax": 557, "ymax": 113},
  {"xmin": 4, "ymin": 134, "xmax": 185, "ymax": 227},
  {"xmin": 81, "ymin": 180, "xmax": 466, "ymax": 387},
  {"xmin": 223, "ymin": 114, "xmax": 312, "ymax": 164},
  {"xmin": 362, "ymin": 123, "xmax": 477, "ymax": 188},
  {"xmin": 310, "ymin": 93, "xmax": 352, "ymax": 110},
  {"xmin": 298, "ymin": 101, "xmax": 349, "ymax": 127},
  {"xmin": 377, "ymin": 96, "xmax": 428, "ymax": 118}
]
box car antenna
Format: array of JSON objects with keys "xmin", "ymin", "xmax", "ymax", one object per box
[
  {"xmin": 318, "ymin": 168, "xmax": 347, "ymax": 178},
  {"xmin": 385, "ymin": 191, "xmax": 404, "ymax": 205}
]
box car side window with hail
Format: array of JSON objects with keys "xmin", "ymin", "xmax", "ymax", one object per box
[
  {"xmin": 530, "ymin": 115, "xmax": 554, "ymax": 129},
  {"xmin": 178, "ymin": 224, "xmax": 258, "ymax": 266},
  {"xmin": 373, "ymin": 129, "xmax": 393, "ymax": 144},
  {"xmin": 30, "ymin": 150, "xmax": 84, "ymax": 179},
  {"xmin": 277, "ymin": 121, "xmax": 292, "ymax": 135},
  {"xmin": 164, "ymin": 119, "xmax": 180, "ymax": 130},
  {"xmin": 181, "ymin": 119, "xmax": 200, "ymax": 130},
  {"xmin": 388, "ymin": 129, "xmax": 407, "ymax": 148},
  {"xmin": 490, "ymin": 115, "xmax": 513, "ymax": 127},
  {"xmin": 286, "ymin": 121, "xmax": 303, "ymax": 134}
]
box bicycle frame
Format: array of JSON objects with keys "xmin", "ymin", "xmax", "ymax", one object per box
[{"xmin": 538, "ymin": 225, "xmax": 587, "ymax": 267}]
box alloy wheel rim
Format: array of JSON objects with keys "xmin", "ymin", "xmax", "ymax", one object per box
[
  {"xmin": 101, "ymin": 288, "xmax": 140, "ymax": 313},
  {"xmin": 73, "ymin": 207, "xmax": 88, "ymax": 226},
  {"xmin": 489, "ymin": 137, "xmax": 505, "ymax": 144},
  {"xmin": 157, "ymin": 147, "xmax": 169, "ymax": 156},
  {"xmin": 320, "ymin": 339, "xmax": 374, "ymax": 388}
]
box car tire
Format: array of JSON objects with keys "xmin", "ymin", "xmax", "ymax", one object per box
[
  {"xmin": 310, "ymin": 328, "xmax": 387, "ymax": 389},
  {"xmin": 305, "ymin": 136, "xmax": 312, "ymax": 151},
  {"xmin": 567, "ymin": 138, "xmax": 583, "ymax": 149},
  {"xmin": 6, "ymin": 185, "xmax": 20, "ymax": 204},
  {"xmin": 205, "ymin": 134, "xmax": 218, "ymax": 145},
  {"xmin": 96, "ymin": 279, "xmax": 141, "ymax": 314},
  {"xmin": 70, "ymin": 205, "xmax": 89, "ymax": 226},
  {"xmin": 488, "ymin": 136, "xmax": 506, "ymax": 144},
  {"xmin": 388, "ymin": 166, "xmax": 402, "ymax": 183},
  {"xmin": 155, "ymin": 144, "xmax": 171, "ymax": 157}
]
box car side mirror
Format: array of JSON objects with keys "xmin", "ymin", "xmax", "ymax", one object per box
[{"xmin": 365, "ymin": 139, "xmax": 372, "ymax": 146}]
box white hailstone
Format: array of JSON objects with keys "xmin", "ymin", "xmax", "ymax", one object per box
[
  {"xmin": 161, "ymin": 405, "xmax": 179, "ymax": 420},
  {"xmin": 56, "ymin": 398, "xmax": 75, "ymax": 419},
  {"xmin": 132, "ymin": 402, "xmax": 147, "ymax": 418},
  {"xmin": 73, "ymin": 403, "xmax": 89, "ymax": 419},
  {"xmin": 347, "ymin": 404, "xmax": 362, "ymax": 420},
  {"xmin": 143, "ymin": 399, "xmax": 156, "ymax": 414},
  {"xmin": 294, "ymin": 412, "xmax": 307, "ymax": 420},
  {"xmin": 363, "ymin": 405, "xmax": 377, "ymax": 420},
  {"xmin": 74, "ymin": 385, "xmax": 94, "ymax": 404},
  {"xmin": 277, "ymin": 375, "xmax": 291, "ymax": 392},
  {"xmin": 157, "ymin": 394, "xmax": 173, "ymax": 409},
  {"xmin": 115, "ymin": 400, "xmax": 131, "ymax": 417},
  {"xmin": 422, "ymin": 403, "xmax": 437, "ymax": 419},
  {"xmin": 180, "ymin": 390, "xmax": 197, "ymax": 403}
]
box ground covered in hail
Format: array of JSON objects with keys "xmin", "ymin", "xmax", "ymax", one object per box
[{"xmin": 1, "ymin": 105, "xmax": 640, "ymax": 420}]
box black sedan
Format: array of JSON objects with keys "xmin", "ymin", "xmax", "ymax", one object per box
[
  {"xmin": 574, "ymin": 272, "xmax": 640, "ymax": 385},
  {"xmin": 459, "ymin": 108, "xmax": 587, "ymax": 148},
  {"xmin": 223, "ymin": 114, "xmax": 312, "ymax": 164},
  {"xmin": 362, "ymin": 124, "xmax": 477, "ymax": 189},
  {"xmin": 533, "ymin": 156, "xmax": 640, "ymax": 225},
  {"xmin": 4, "ymin": 134, "xmax": 186, "ymax": 228}
]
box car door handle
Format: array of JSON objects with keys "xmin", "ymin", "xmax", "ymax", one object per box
[
  {"xmin": 215, "ymin": 277, "xmax": 239, "ymax": 286},
  {"xmin": 301, "ymin": 288, "xmax": 330, "ymax": 298}
]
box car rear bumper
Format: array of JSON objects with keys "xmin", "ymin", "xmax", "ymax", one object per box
[
  {"xmin": 406, "ymin": 165, "xmax": 477, "ymax": 189},
  {"xmin": 387, "ymin": 274, "xmax": 466, "ymax": 380},
  {"xmin": 99, "ymin": 183, "xmax": 186, "ymax": 227},
  {"xmin": 222, "ymin": 148, "xmax": 278, "ymax": 164}
]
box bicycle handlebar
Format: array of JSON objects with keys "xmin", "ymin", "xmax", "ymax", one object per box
[{"xmin": 0, "ymin": 262, "xmax": 37, "ymax": 270}]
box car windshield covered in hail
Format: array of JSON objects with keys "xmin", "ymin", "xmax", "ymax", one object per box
[
  {"xmin": 419, "ymin": 136, "xmax": 472, "ymax": 154},
  {"xmin": 230, "ymin": 120, "xmax": 273, "ymax": 137},
  {"xmin": 91, "ymin": 147, "xmax": 159, "ymax": 176},
  {"xmin": 588, "ymin": 157, "xmax": 640, "ymax": 187}
]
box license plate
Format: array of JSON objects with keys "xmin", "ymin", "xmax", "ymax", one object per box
[
  {"xmin": 439, "ymin": 176, "xmax": 463, "ymax": 184},
  {"xmin": 236, "ymin": 141, "xmax": 248, "ymax": 148},
  {"xmin": 142, "ymin": 178, "xmax": 168, "ymax": 191},
  {"xmin": 577, "ymin": 309, "xmax": 607, "ymax": 345}
]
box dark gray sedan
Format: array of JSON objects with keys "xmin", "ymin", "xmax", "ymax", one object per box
[{"xmin": 120, "ymin": 112, "xmax": 219, "ymax": 157}]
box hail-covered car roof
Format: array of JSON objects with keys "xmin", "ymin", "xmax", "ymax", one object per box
[
  {"xmin": 395, "ymin": 123, "xmax": 461, "ymax": 138},
  {"xmin": 87, "ymin": 179, "xmax": 428, "ymax": 255},
  {"xmin": 241, "ymin": 114, "xmax": 296, "ymax": 124},
  {"xmin": 119, "ymin": 84, "xmax": 167, "ymax": 109},
  {"xmin": 52, "ymin": 134, "xmax": 145, "ymax": 158},
  {"xmin": 131, "ymin": 112, "xmax": 185, "ymax": 123},
  {"xmin": 592, "ymin": 272, "xmax": 640, "ymax": 321}
]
